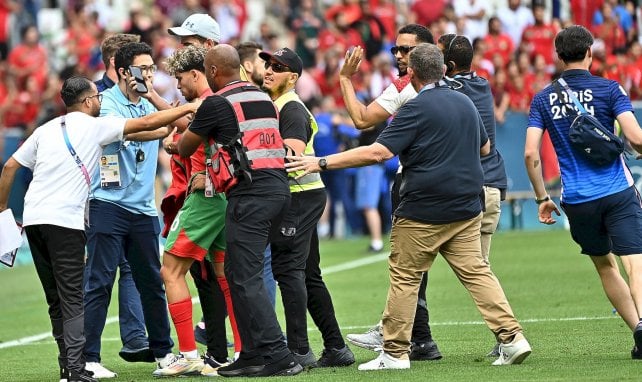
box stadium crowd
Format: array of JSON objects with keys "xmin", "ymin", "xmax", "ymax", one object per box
[
  {"xmin": 2, "ymin": 0, "xmax": 642, "ymax": 238},
  {"xmin": 2, "ymin": 0, "xmax": 642, "ymax": 380}
]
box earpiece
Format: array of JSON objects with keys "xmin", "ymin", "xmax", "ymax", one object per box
[{"xmin": 445, "ymin": 35, "xmax": 457, "ymax": 73}]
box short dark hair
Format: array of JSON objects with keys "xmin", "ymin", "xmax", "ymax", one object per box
[
  {"xmin": 438, "ymin": 34, "xmax": 474, "ymax": 71},
  {"xmin": 236, "ymin": 41, "xmax": 263, "ymax": 64},
  {"xmin": 397, "ymin": 24, "xmax": 434, "ymax": 44},
  {"xmin": 60, "ymin": 76, "xmax": 93, "ymax": 107},
  {"xmin": 114, "ymin": 42, "xmax": 153, "ymax": 79},
  {"xmin": 555, "ymin": 25, "xmax": 593, "ymax": 64}
]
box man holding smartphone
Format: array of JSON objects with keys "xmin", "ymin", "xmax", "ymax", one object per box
[{"xmin": 83, "ymin": 42, "xmax": 177, "ymax": 378}]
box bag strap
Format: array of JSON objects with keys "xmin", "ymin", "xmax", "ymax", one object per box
[{"xmin": 557, "ymin": 78, "xmax": 587, "ymax": 114}]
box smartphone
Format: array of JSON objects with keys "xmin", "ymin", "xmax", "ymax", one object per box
[{"xmin": 129, "ymin": 65, "xmax": 148, "ymax": 93}]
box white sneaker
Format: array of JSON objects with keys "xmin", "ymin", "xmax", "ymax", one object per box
[
  {"xmin": 492, "ymin": 336, "xmax": 532, "ymax": 366},
  {"xmin": 152, "ymin": 353, "xmax": 178, "ymax": 377},
  {"xmin": 85, "ymin": 362, "xmax": 117, "ymax": 378},
  {"xmin": 347, "ymin": 323, "xmax": 383, "ymax": 351},
  {"xmin": 358, "ymin": 352, "xmax": 410, "ymax": 371},
  {"xmin": 153, "ymin": 354, "xmax": 203, "ymax": 377}
]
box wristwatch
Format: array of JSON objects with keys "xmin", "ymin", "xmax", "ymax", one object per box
[
  {"xmin": 318, "ymin": 157, "xmax": 328, "ymax": 171},
  {"xmin": 535, "ymin": 195, "xmax": 550, "ymax": 204}
]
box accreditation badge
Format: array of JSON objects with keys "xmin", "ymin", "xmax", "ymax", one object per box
[{"xmin": 100, "ymin": 154, "xmax": 121, "ymax": 188}]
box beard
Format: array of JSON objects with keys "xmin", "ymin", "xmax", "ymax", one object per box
[{"xmin": 251, "ymin": 72, "xmax": 264, "ymax": 87}]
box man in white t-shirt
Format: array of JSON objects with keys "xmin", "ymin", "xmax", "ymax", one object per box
[
  {"xmin": 0, "ymin": 76, "xmax": 198, "ymax": 382},
  {"xmin": 339, "ymin": 24, "xmax": 443, "ymax": 361}
]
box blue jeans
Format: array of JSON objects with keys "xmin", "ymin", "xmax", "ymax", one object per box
[
  {"xmin": 84, "ymin": 200, "xmax": 173, "ymax": 362},
  {"xmin": 264, "ymin": 246, "xmax": 276, "ymax": 307}
]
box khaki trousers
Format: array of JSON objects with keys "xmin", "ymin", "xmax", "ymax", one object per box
[
  {"xmin": 481, "ymin": 186, "xmax": 502, "ymax": 265},
  {"xmin": 382, "ymin": 214, "xmax": 522, "ymax": 358}
]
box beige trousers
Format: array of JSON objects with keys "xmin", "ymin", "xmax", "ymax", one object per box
[
  {"xmin": 382, "ymin": 214, "xmax": 522, "ymax": 358},
  {"xmin": 481, "ymin": 186, "xmax": 502, "ymax": 265}
]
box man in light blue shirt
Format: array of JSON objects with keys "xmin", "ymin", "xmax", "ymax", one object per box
[{"xmin": 84, "ymin": 42, "xmax": 176, "ymax": 378}]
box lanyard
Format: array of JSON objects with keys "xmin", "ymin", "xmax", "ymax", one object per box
[
  {"xmin": 419, "ymin": 80, "xmax": 447, "ymax": 94},
  {"xmin": 61, "ymin": 115, "xmax": 91, "ymax": 187},
  {"xmin": 61, "ymin": 115, "xmax": 92, "ymax": 226},
  {"xmin": 451, "ymin": 72, "xmax": 478, "ymax": 80}
]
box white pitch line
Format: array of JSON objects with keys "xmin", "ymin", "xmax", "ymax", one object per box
[{"xmin": 0, "ymin": 250, "xmax": 619, "ymax": 350}]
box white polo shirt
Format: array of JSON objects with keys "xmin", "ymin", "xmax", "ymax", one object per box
[{"xmin": 12, "ymin": 112, "xmax": 125, "ymax": 230}]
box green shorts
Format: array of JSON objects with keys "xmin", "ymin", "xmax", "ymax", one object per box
[{"xmin": 164, "ymin": 191, "xmax": 227, "ymax": 262}]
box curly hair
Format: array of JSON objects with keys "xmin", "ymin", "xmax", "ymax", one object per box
[{"xmin": 165, "ymin": 45, "xmax": 208, "ymax": 76}]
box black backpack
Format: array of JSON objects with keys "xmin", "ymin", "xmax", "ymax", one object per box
[{"xmin": 554, "ymin": 78, "xmax": 624, "ymax": 166}]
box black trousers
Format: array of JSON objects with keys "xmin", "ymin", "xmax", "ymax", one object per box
[
  {"xmin": 26, "ymin": 224, "xmax": 87, "ymax": 373},
  {"xmin": 306, "ymin": 229, "xmax": 346, "ymax": 349},
  {"xmin": 391, "ymin": 173, "xmax": 433, "ymax": 343},
  {"xmin": 271, "ymin": 188, "xmax": 326, "ymax": 353},
  {"xmin": 190, "ymin": 259, "xmax": 228, "ymax": 359},
  {"xmin": 225, "ymin": 192, "xmax": 291, "ymax": 363}
]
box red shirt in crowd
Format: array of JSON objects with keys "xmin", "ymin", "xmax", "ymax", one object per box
[
  {"xmin": 483, "ymin": 33, "xmax": 514, "ymax": 68},
  {"xmin": 521, "ymin": 23, "xmax": 558, "ymax": 64}
]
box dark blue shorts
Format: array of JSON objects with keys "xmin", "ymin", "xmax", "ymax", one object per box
[{"xmin": 561, "ymin": 186, "xmax": 642, "ymax": 256}]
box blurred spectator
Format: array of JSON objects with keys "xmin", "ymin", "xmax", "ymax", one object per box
[
  {"xmin": 592, "ymin": 0, "xmax": 634, "ymax": 37},
  {"xmin": 483, "ymin": 17, "xmax": 514, "ymax": 70},
  {"xmin": 290, "ymin": 0, "xmax": 324, "ymax": 68},
  {"xmin": 521, "ymin": 2, "xmax": 558, "ymax": 67},
  {"xmin": 570, "ymin": 0, "xmax": 604, "ymax": 28},
  {"xmin": 496, "ymin": 0, "xmax": 534, "ymax": 48},
  {"xmin": 170, "ymin": 0, "xmax": 206, "ymax": 26},
  {"xmin": 368, "ymin": 52, "xmax": 395, "ymax": 98},
  {"xmin": 8, "ymin": 24, "xmax": 48, "ymax": 92},
  {"xmin": 209, "ymin": 0, "xmax": 246, "ymax": 43},
  {"xmin": 491, "ymin": 68, "xmax": 510, "ymax": 125},
  {"xmin": 471, "ymin": 37, "xmax": 494, "ymax": 79},
  {"xmin": 453, "ymin": 0, "xmax": 487, "ymax": 41},
  {"xmin": 591, "ymin": 1, "xmax": 627, "ymax": 55},
  {"xmin": 0, "ymin": 0, "xmax": 19, "ymax": 60},
  {"xmin": 409, "ymin": 0, "xmax": 448, "ymax": 27},
  {"xmin": 351, "ymin": 0, "xmax": 387, "ymax": 61},
  {"xmin": 371, "ymin": 0, "xmax": 396, "ymax": 43}
]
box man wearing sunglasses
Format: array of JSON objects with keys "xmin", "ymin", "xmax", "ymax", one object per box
[
  {"xmin": 340, "ymin": 24, "xmax": 443, "ymax": 362},
  {"xmin": 259, "ymin": 47, "xmax": 355, "ymax": 369}
]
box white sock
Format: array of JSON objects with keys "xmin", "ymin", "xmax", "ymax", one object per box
[
  {"xmin": 182, "ymin": 350, "xmax": 199, "ymax": 360},
  {"xmin": 371, "ymin": 239, "xmax": 383, "ymax": 250}
]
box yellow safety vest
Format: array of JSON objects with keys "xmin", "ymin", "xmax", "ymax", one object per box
[{"xmin": 274, "ymin": 91, "xmax": 325, "ymax": 193}]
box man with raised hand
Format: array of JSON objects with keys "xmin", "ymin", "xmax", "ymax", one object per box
[
  {"xmin": 287, "ymin": 43, "xmax": 531, "ymax": 370},
  {"xmin": 340, "ymin": 23, "xmax": 442, "ymax": 362}
]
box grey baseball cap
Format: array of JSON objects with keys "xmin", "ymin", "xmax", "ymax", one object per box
[{"xmin": 168, "ymin": 13, "xmax": 221, "ymax": 43}]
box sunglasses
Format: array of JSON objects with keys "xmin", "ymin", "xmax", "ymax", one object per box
[
  {"xmin": 264, "ymin": 61, "xmax": 292, "ymax": 73},
  {"xmin": 390, "ymin": 45, "xmax": 416, "ymax": 55}
]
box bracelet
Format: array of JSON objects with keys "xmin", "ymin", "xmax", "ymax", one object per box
[{"xmin": 535, "ymin": 195, "xmax": 550, "ymax": 205}]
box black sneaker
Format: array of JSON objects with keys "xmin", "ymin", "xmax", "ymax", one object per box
[
  {"xmin": 317, "ymin": 345, "xmax": 355, "ymax": 367},
  {"xmin": 194, "ymin": 322, "xmax": 208, "ymax": 346},
  {"xmin": 119, "ymin": 341, "xmax": 155, "ymax": 363},
  {"xmin": 632, "ymin": 323, "xmax": 642, "ymax": 359},
  {"xmin": 409, "ymin": 340, "xmax": 443, "ymax": 361},
  {"xmin": 254, "ymin": 354, "xmax": 303, "ymax": 377},
  {"xmin": 217, "ymin": 357, "xmax": 265, "ymax": 377},
  {"xmin": 292, "ymin": 349, "xmax": 317, "ymax": 368},
  {"xmin": 68, "ymin": 368, "xmax": 97, "ymax": 382},
  {"xmin": 59, "ymin": 367, "xmax": 69, "ymax": 382}
]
